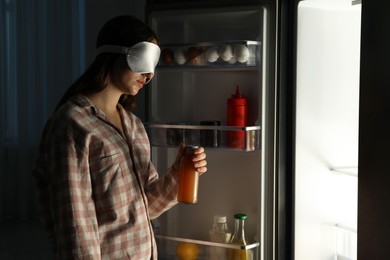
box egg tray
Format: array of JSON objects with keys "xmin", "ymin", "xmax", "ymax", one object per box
[{"xmin": 158, "ymin": 40, "xmax": 261, "ymax": 68}]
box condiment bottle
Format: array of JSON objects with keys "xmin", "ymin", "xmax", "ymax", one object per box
[
  {"xmin": 229, "ymin": 213, "xmax": 252, "ymax": 260},
  {"xmin": 200, "ymin": 120, "xmax": 221, "ymax": 148},
  {"xmin": 209, "ymin": 215, "xmax": 231, "ymax": 260},
  {"xmin": 177, "ymin": 145, "xmax": 199, "ymax": 204},
  {"xmin": 227, "ymin": 85, "xmax": 248, "ymax": 148}
]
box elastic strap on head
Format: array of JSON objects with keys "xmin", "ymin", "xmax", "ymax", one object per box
[{"xmin": 96, "ymin": 45, "xmax": 128, "ymax": 55}]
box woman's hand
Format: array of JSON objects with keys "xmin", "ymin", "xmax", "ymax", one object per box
[
  {"xmin": 192, "ymin": 146, "xmax": 207, "ymax": 175},
  {"xmin": 172, "ymin": 144, "xmax": 207, "ymax": 175}
]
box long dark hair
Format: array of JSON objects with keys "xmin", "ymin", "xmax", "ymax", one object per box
[{"xmin": 55, "ymin": 15, "xmax": 158, "ymax": 111}]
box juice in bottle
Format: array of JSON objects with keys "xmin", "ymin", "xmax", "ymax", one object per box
[{"xmin": 177, "ymin": 145, "xmax": 199, "ymax": 204}]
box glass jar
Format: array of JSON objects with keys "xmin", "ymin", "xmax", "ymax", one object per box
[
  {"xmin": 177, "ymin": 145, "xmax": 199, "ymax": 204},
  {"xmin": 229, "ymin": 213, "xmax": 252, "ymax": 260}
]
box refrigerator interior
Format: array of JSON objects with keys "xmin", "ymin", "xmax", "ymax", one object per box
[
  {"xmin": 147, "ymin": 5, "xmax": 270, "ymax": 259},
  {"xmin": 295, "ymin": 1, "xmax": 361, "ymax": 260}
]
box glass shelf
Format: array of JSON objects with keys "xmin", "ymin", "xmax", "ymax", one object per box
[
  {"xmin": 145, "ymin": 123, "xmax": 261, "ymax": 151},
  {"xmin": 156, "ymin": 235, "xmax": 260, "ymax": 250},
  {"xmin": 155, "ymin": 235, "xmax": 260, "ymax": 260},
  {"xmin": 158, "ymin": 40, "xmax": 262, "ymax": 69}
]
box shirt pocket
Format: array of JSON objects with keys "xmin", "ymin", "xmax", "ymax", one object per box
[{"xmin": 89, "ymin": 152, "xmax": 126, "ymax": 221}]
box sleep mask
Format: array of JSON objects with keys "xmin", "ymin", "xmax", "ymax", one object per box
[{"xmin": 96, "ymin": 41, "xmax": 161, "ymax": 74}]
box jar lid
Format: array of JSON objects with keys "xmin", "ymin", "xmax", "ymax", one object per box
[
  {"xmin": 213, "ymin": 215, "xmax": 227, "ymax": 223},
  {"xmin": 234, "ymin": 213, "xmax": 248, "ymax": 220}
]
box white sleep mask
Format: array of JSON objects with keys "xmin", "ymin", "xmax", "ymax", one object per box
[{"xmin": 96, "ymin": 41, "xmax": 161, "ymax": 74}]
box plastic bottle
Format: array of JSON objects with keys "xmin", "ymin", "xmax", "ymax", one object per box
[
  {"xmin": 229, "ymin": 213, "xmax": 252, "ymax": 260},
  {"xmin": 227, "ymin": 85, "xmax": 248, "ymax": 148},
  {"xmin": 177, "ymin": 145, "xmax": 199, "ymax": 204},
  {"xmin": 209, "ymin": 215, "xmax": 231, "ymax": 260}
]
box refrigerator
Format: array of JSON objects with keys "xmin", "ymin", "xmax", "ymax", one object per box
[{"xmin": 142, "ymin": 0, "xmax": 361, "ymax": 259}]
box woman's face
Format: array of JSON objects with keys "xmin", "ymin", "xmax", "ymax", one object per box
[{"xmin": 111, "ymin": 39, "xmax": 158, "ymax": 96}]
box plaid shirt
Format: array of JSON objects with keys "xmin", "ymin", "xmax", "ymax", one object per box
[{"xmin": 33, "ymin": 94, "xmax": 179, "ymax": 259}]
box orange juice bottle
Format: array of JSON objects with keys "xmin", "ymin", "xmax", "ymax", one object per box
[{"xmin": 177, "ymin": 145, "xmax": 199, "ymax": 204}]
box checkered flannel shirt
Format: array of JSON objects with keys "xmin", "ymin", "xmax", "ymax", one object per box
[{"xmin": 33, "ymin": 94, "xmax": 179, "ymax": 259}]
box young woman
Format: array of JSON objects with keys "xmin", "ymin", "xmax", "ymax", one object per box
[{"xmin": 33, "ymin": 15, "xmax": 207, "ymax": 259}]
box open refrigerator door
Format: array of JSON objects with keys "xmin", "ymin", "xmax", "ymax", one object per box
[
  {"xmin": 145, "ymin": 3, "xmax": 277, "ymax": 260},
  {"xmin": 295, "ymin": 1, "xmax": 361, "ymax": 259}
]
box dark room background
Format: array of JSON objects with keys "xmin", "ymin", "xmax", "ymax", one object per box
[{"xmin": 0, "ymin": 0, "xmax": 146, "ymax": 258}]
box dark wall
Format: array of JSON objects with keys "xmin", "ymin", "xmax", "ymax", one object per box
[{"xmin": 358, "ymin": 1, "xmax": 390, "ymax": 259}]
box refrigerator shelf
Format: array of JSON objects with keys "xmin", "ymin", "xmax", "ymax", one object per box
[
  {"xmin": 156, "ymin": 64, "xmax": 260, "ymax": 71},
  {"xmin": 335, "ymin": 223, "xmax": 357, "ymax": 234},
  {"xmin": 158, "ymin": 40, "xmax": 261, "ymax": 67},
  {"xmin": 155, "ymin": 235, "xmax": 260, "ymax": 250},
  {"xmin": 335, "ymin": 223, "xmax": 357, "ymax": 260},
  {"xmin": 155, "ymin": 235, "xmax": 259, "ymax": 260},
  {"xmin": 145, "ymin": 123, "xmax": 261, "ymax": 151},
  {"xmin": 146, "ymin": 123, "xmax": 261, "ymax": 131},
  {"xmin": 330, "ymin": 167, "xmax": 358, "ymax": 177}
]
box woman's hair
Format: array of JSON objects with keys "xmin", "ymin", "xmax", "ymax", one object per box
[{"xmin": 55, "ymin": 15, "xmax": 158, "ymax": 111}]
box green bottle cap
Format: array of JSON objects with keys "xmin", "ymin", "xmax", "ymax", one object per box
[{"xmin": 234, "ymin": 213, "xmax": 248, "ymax": 220}]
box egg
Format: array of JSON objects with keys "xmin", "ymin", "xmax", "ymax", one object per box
[
  {"xmin": 186, "ymin": 47, "xmax": 203, "ymax": 65},
  {"xmin": 219, "ymin": 45, "xmax": 234, "ymax": 62},
  {"xmin": 174, "ymin": 48, "xmax": 187, "ymax": 65},
  {"xmin": 161, "ymin": 48, "xmax": 174, "ymax": 65},
  {"xmin": 187, "ymin": 47, "xmax": 201, "ymax": 60},
  {"xmin": 228, "ymin": 56, "xmax": 237, "ymax": 64},
  {"xmin": 205, "ymin": 46, "xmax": 219, "ymax": 63},
  {"xmin": 234, "ymin": 45, "xmax": 250, "ymax": 63}
]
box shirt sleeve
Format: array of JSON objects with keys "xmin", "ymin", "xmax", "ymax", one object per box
[
  {"xmin": 127, "ymin": 113, "xmax": 179, "ymax": 220},
  {"xmin": 42, "ymin": 127, "xmax": 101, "ymax": 259},
  {"xmin": 144, "ymin": 163, "xmax": 179, "ymax": 219}
]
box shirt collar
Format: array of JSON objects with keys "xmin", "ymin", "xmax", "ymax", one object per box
[{"xmin": 72, "ymin": 94, "xmax": 127, "ymax": 120}]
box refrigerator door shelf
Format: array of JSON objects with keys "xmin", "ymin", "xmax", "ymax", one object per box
[
  {"xmin": 329, "ymin": 167, "xmax": 358, "ymax": 177},
  {"xmin": 145, "ymin": 123, "xmax": 261, "ymax": 151},
  {"xmin": 155, "ymin": 235, "xmax": 260, "ymax": 260},
  {"xmin": 335, "ymin": 223, "xmax": 357, "ymax": 260},
  {"xmin": 158, "ymin": 40, "xmax": 261, "ymax": 68}
]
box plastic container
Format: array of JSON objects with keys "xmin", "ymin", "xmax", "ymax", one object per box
[
  {"xmin": 209, "ymin": 215, "xmax": 231, "ymax": 260},
  {"xmin": 177, "ymin": 145, "xmax": 199, "ymax": 204}
]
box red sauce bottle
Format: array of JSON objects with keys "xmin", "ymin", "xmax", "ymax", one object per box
[{"xmin": 227, "ymin": 85, "xmax": 248, "ymax": 148}]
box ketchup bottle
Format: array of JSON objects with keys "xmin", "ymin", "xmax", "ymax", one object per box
[{"xmin": 227, "ymin": 85, "xmax": 247, "ymax": 148}]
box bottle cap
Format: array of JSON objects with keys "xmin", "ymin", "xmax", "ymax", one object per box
[
  {"xmin": 228, "ymin": 85, "xmax": 247, "ymax": 105},
  {"xmin": 185, "ymin": 145, "xmax": 199, "ymax": 151},
  {"xmin": 234, "ymin": 213, "xmax": 248, "ymax": 220},
  {"xmin": 213, "ymin": 215, "xmax": 227, "ymax": 223}
]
